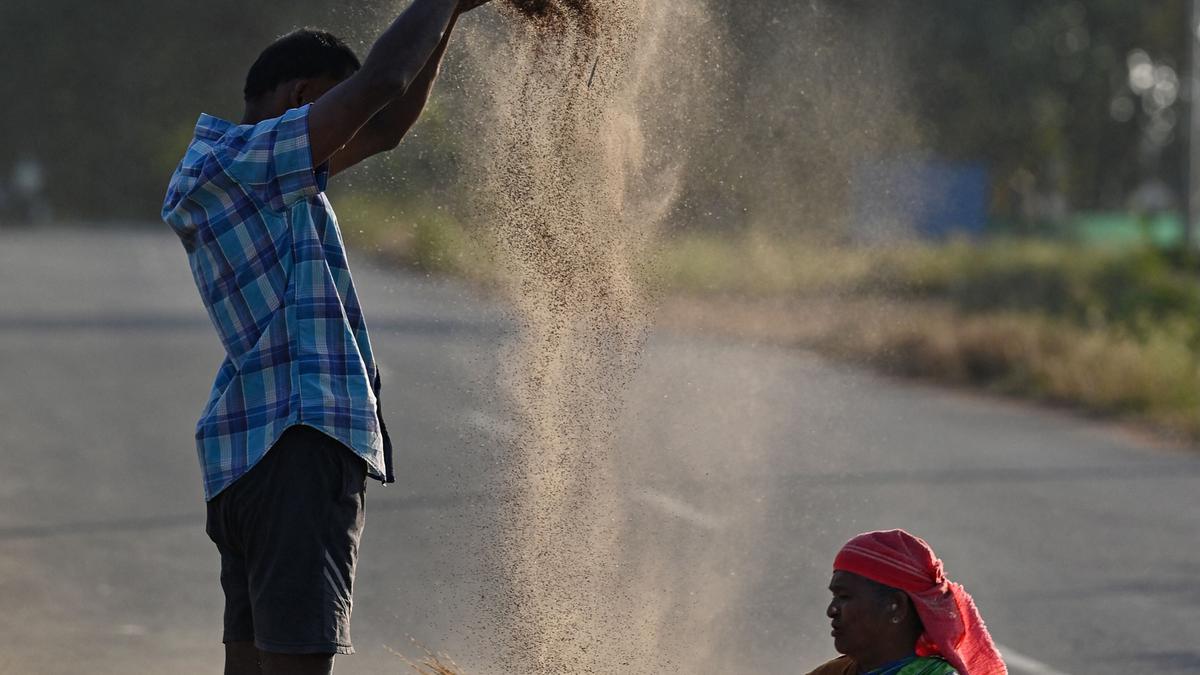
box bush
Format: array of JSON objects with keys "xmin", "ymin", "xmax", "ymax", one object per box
[
  {"xmin": 334, "ymin": 191, "xmax": 489, "ymax": 277},
  {"xmin": 656, "ymin": 233, "xmax": 1200, "ymax": 439},
  {"xmin": 659, "ymin": 232, "xmax": 1200, "ymax": 350}
]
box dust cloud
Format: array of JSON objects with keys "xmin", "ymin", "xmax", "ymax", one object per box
[
  {"xmin": 457, "ymin": 0, "xmax": 725, "ymax": 671},
  {"xmin": 368, "ymin": 0, "xmax": 924, "ymax": 671},
  {"xmin": 716, "ymin": 2, "xmax": 923, "ymax": 238}
]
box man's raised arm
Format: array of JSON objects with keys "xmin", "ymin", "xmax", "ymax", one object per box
[
  {"xmin": 307, "ymin": 0, "xmax": 485, "ymax": 168},
  {"xmin": 328, "ymin": 8, "xmax": 462, "ymax": 177}
]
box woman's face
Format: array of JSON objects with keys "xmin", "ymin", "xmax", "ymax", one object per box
[{"xmin": 826, "ymin": 570, "xmax": 898, "ymax": 660}]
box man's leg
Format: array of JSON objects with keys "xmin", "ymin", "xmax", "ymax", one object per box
[
  {"xmin": 259, "ymin": 651, "xmax": 335, "ymax": 675},
  {"xmin": 238, "ymin": 427, "xmax": 368, "ymax": 667},
  {"xmin": 209, "ymin": 484, "xmax": 258, "ymax": 675},
  {"xmin": 224, "ymin": 642, "xmax": 261, "ymax": 675}
]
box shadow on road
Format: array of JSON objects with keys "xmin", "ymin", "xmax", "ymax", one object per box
[
  {"xmin": 1115, "ymin": 651, "xmax": 1200, "ymax": 670},
  {"xmin": 769, "ymin": 462, "xmax": 1200, "ymax": 487},
  {"xmin": 0, "ymin": 513, "xmax": 203, "ymax": 541},
  {"xmin": 8, "ymin": 459, "xmax": 1193, "ymax": 542},
  {"xmin": 0, "ymin": 313, "xmax": 505, "ymax": 338},
  {"xmin": 0, "ymin": 493, "xmax": 484, "ymax": 541}
]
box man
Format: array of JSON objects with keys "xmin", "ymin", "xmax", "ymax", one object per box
[
  {"xmin": 809, "ymin": 530, "xmax": 1007, "ymax": 675},
  {"xmin": 161, "ymin": 1, "xmax": 493, "ymax": 673}
]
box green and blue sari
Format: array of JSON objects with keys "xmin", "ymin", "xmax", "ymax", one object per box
[{"xmin": 866, "ymin": 655, "xmax": 956, "ymax": 675}]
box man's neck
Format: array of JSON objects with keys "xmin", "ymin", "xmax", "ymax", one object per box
[
  {"xmin": 241, "ymin": 99, "xmax": 284, "ymax": 125},
  {"xmin": 240, "ymin": 107, "xmax": 267, "ymax": 125}
]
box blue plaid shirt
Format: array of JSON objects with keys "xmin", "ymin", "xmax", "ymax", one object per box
[{"xmin": 162, "ymin": 105, "xmax": 394, "ymax": 500}]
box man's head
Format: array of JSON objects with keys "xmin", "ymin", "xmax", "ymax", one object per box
[
  {"xmin": 826, "ymin": 570, "xmax": 923, "ymax": 669},
  {"xmin": 242, "ymin": 29, "xmax": 361, "ymax": 123}
]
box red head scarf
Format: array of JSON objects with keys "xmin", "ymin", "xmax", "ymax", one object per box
[{"xmin": 833, "ymin": 530, "xmax": 1007, "ymax": 675}]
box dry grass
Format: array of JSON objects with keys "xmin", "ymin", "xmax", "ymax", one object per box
[
  {"xmin": 651, "ymin": 231, "xmax": 1200, "ymax": 442},
  {"xmin": 388, "ymin": 641, "xmax": 466, "ymax": 675},
  {"xmin": 658, "ymin": 295, "xmax": 1200, "ymax": 440},
  {"xmin": 335, "ymin": 201, "xmax": 1200, "ymax": 442},
  {"xmin": 405, "ymin": 658, "xmax": 462, "ymax": 675},
  {"xmin": 654, "ymin": 230, "xmax": 883, "ymax": 296}
]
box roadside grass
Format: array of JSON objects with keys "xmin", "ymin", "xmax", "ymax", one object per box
[
  {"xmin": 660, "ymin": 295, "xmax": 1200, "ymax": 438},
  {"xmin": 336, "ymin": 192, "xmax": 489, "ymax": 278},
  {"xmin": 336, "ymin": 193, "xmax": 1200, "ymax": 441},
  {"xmin": 831, "ymin": 307, "xmax": 1198, "ymax": 435},
  {"xmin": 657, "ymin": 232, "xmax": 1200, "ymax": 440},
  {"xmin": 657, "ymin": 231, "xmax": 1200, "ymax": 331},
  {"xmin": 387, "ymin": 641, "xmax": 465, "ymax": 674}
]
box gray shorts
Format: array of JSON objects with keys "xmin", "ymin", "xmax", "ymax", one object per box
[{"xmin": 205, "ymin": 425, "xmax": 368, "ymax": 655}]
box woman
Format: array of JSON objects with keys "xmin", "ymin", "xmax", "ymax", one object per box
[{"xmin": 807, "ymin": 530, "xmax": 1007, "ymax": 675}]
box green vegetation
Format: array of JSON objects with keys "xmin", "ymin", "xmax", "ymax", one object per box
[
  {"xmin": 659, "ymin": 232, "xmax": 1200, "ymax": 335},
  {"xmin": 348, "ymin": 208, "xmax": 1200, "ymax": 439},
  {"xmin": 815, "ymin": 306, "xmax": 1199, "ymax": 436},
  {"xmin": 658, "ymin": 232, "xmax": 1200, "ymax": 440},
  {"xmin": 3, "ymin": 0, "xmax": 1189, "ymax": 227},
  {"xmin": 336, "ymin": 192, "xmax": 488, "ymax": 278}
]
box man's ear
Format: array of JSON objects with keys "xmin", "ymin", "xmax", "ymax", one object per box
[{"xmin": 288, "ymin": 80, "xmax": 309, "ymax": 108}]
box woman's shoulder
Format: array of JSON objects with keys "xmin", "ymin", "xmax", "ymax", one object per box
[
  {"xmin": 901, "ymin": 656, "xmax": 957, "ymax": 675},
  {"xmin": 806, "ymin": 655, "xmax": 857, "ymax": 675}
]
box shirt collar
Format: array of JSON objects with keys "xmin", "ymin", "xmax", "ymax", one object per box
[{"xmin": 195, "ymin": 113, "xmax": 235, "ymax": 142}]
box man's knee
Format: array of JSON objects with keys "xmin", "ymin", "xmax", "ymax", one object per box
[{"xmin": 259, "ymin": 651, "xmax": 335, "ymax": 675}]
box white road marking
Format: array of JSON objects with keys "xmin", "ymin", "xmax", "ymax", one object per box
[
  {"xmin": 999, "ymin": 643, "xmax": 1071, "ymax": 675},
  {"xmin": 633, "ymin": 488, "xmax": 726, "ymax": 530}
]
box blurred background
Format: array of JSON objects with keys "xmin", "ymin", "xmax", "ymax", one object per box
[
  {"xmin": 1, "ymin": 1, "xmax": 1199, "ymax": 673},
  {"xmin": 4, "ymin": 0, "xmax": 1197, "ymax": 234},
  {"xmin": 3, "ymin": 0, "xmax": 1196, "ymax": 436}
]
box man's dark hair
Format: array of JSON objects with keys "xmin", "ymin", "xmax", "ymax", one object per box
[{"xmin": 244, "ymin": 29, "xmax": 361, "ymax": 101}]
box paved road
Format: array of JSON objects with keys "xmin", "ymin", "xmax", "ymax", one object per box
[{"xmin": 0, "ymin": 226, "xmax": 1196, "ymax": 674}]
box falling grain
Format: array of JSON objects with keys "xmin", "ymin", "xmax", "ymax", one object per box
[{"xmin": 456, "ymin": 0, "xmax": 723, "ymax": 671}]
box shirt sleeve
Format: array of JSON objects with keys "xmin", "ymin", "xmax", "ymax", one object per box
[{"xmin": 216, "ymin": 104, "xmax": 329, "ymax": 212}]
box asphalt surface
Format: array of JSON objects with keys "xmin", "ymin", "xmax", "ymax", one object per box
[{"xmin": 0, "ymin": 226, "xmax": 1196, "ymax": 674}]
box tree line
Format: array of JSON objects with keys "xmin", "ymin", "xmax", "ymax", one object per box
[{"xmin": 0, "ymin": 0, "xmax": 1187, "ymax": 227}]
